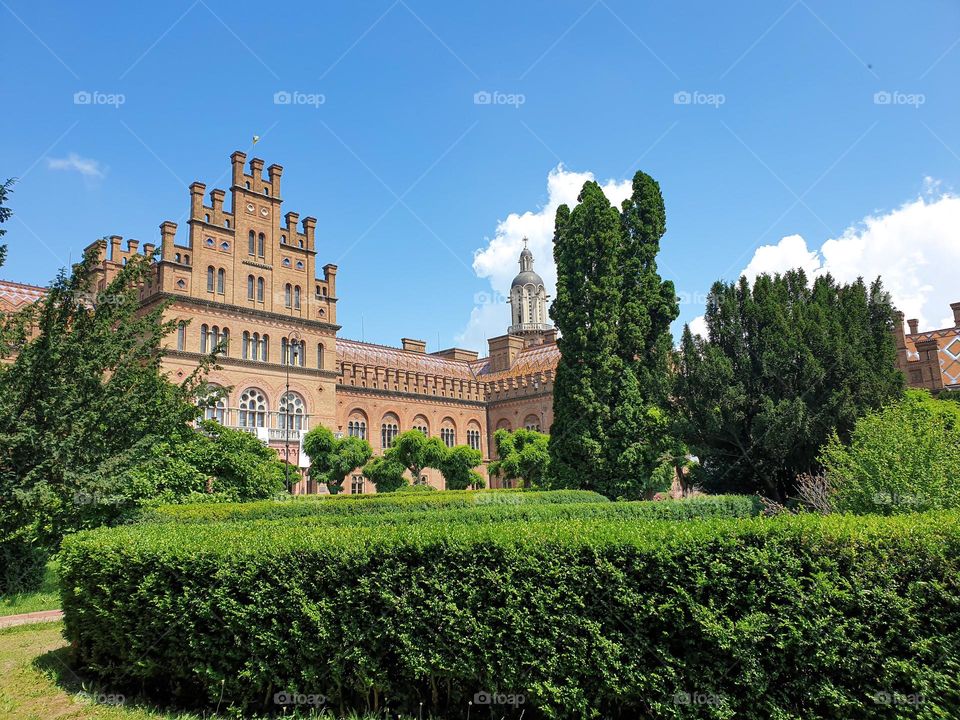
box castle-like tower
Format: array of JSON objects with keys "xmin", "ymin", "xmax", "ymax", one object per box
[{"xmin": 508, "ymin": 239, "xmax": 551, "ymax": 336}]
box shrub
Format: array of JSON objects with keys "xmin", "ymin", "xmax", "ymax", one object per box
[
  {"xmin": 144, "ymin": 489, "xmax": 609, "ymax": 524},
  {"xmin": 821, "ymin": 389, "xmax": 960, "ymax": 514},
  {"xmin": 61, "ymin": 510, "xmax": 960, "ymax": 719}
]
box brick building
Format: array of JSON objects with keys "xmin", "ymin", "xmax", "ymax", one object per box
[{"xmin": 0, "ymin": 152, "xmax": 558, "ymax": 491}]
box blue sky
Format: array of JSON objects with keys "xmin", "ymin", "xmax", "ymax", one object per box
[{"xmin": 2, "ymin": 1, "xmax": 959, "ymax": 351}]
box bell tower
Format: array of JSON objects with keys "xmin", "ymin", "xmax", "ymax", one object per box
[{"xmin": 508, "ymin": 239, "xmax": 551, "ymax": 336}]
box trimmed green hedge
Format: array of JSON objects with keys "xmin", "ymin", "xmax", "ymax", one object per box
[
  {"xmin": 229, "ymin": 495, "xmax": 763, "ymax": 531},
  {"xmin": 144, "ymin": 488, "xmax": 608, "ymax": 523},
  {"xmin": 61, "ymin": 511, "xmax": 960, "ymax": 719}
]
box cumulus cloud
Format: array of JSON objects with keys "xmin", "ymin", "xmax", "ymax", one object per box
[
  {"xmin": 47, "ymin": 153, "xmax": 105, "ymax": 179},
  {"xmin": 455, "ymin": 165, "xmax": 632, "ymax": 351},
  {"xmin": 688, "ymin": 186, "xmax": 960, "ymax": 337}
]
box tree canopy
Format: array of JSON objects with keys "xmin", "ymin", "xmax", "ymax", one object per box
[
  {"xmin": 302, "ymin": 426, "xmax": 373, "ymax": 494},
  {"xmin": 488, "ymin": 428, "xmax": 550, "ymax": 488}
]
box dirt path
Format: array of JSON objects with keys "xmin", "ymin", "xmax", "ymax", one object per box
[{"xmin": 0, "ymin": 609, "xmax": 63, "ymax": 628}]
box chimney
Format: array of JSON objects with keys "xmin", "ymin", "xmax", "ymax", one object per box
[
  {"xmin": 402, "ymin": 338, "xmax": 427, "ymax": 354},
  {"xmin": 160, "ymin": 221, "xmax": 177, "ymax": 260},
  {"xmin": 303, "ymin": 216, "xmax": 317, "ymax": 251},
  {"xmin": 230, "ymin": 151, "xmax": 247, "ymax": 188},
  {"xmin": 951, "ymin": 302, "xmax": 960, "ymax": 328},
  {"xmin": 210, "ymin": 188, "xmax": 225, "ymax": 217},
  {"xmin": 908, "ymin": 318, "xmax": 919, "ymax": 335},
  {"xmin": 268, "ymin": 163, "xmax": 283, "ymax": 197},
  {"xmin": 189, "ymin": 182, "xmax": 206, "ymax": 219}
]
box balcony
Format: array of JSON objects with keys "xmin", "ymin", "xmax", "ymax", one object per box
[{"xmin": 508, "ymin": 322, "xmax": 552, "ymax": 334}]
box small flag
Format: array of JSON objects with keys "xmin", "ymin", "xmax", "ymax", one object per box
[{"xmin": 252, "ymin": 135, "xmax": 261, "ymax": 145}]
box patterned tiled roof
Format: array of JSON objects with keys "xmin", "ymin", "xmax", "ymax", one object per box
[
  {"xmin": 905, "ymin": 326, "xmax": 960, "ymax": 388},
  {"xmin": 337, "ymin": 338, "xmax": 480, "ymax": 380},
  {"xmin": 0, "ymin": 279, "xmax": 45, "ymax": 312},
  {"xmin": 472, "ymin": 342, "xmax": 559, "ymax": 380}
]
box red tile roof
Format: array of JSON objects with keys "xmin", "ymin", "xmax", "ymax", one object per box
[{"xmin": 0, "ymin": 279, "xmax": 45, "ymax": 312}]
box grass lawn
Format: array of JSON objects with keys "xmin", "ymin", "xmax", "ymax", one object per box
[
  {"xmin": 0, "ymin": 562, "xmax": 60, "ymax": 618},
  {"xmin": 0, "ymin": 622, "xmax": 429, "ymax": 719}
]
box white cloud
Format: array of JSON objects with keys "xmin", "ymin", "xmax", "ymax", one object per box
[
  {"xmin": 455, "ymin": 165, "xmax": 632, "ymax": 351},
  {"xmin": 688, "ymin": 187, "xmax": 960, "ymax": 337},
  {"xmin": 47, "ymin": 153, "xmax": 105, "ymax": 179}
]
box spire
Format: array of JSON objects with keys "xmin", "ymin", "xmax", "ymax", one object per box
[{"xmin": 519, "ymin": 237, "xmax": 533, "ymax": 272}]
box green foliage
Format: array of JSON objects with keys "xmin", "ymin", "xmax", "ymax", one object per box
[
  {"xmin": 385, "ymin": 429, "xmax": 446, "ymax": 484},
  {"xmin": 395, "ymin": 482, "xmax": 437, "ymax": 492},
  {"xmin": 146, "ymin": 489, "xmax": 609, "ymax": 524},
  {"xmin": 674, "ymin": 271, "xmax": 905, "ymax": 500},
  {"xmin": 302, "ymin": 426, "xmax": 373, "ymax": 494},
  {"xmin": 0, "ymin": 177, "xmax": 11, "ymax": 268},
  {"xmin": 62, "ymin": 510, "xmax": 960, "ymax": 718},
  {"xmin": 821, "ymin": 389, "xmax": 960, "ymax": 514},
  {"xmin": 436, "ymin": 445, "xmax": 483, "ymax": 490},
  {"xmin": 549, "ymin": 174, "xmax": 678, "ymax": 499},
  {"xmin": 363, "ymin": 455, "xmax": 408, "ymax": 493},
  {"xmin": 0, "ymin": 245, "xmax": 210, "ymax": 569},
  {"xmin": 489, "ymin": 428, "xmax": 550, "ymax": 488}
]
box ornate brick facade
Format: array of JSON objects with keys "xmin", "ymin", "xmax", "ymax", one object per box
[{"xmin": 0, "ymin": 152, "xmax": 560, "ymax": 492}]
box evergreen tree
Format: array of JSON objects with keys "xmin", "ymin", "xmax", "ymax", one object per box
[
  {"xmin": 548, "ymin": 182, "xmax": 622, "ymax": 492},
  {"xmin": 674, "ymin": 270, "xmax": 904, "ymax": 499}
]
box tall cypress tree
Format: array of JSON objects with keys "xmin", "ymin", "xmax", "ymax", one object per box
[
  {"xmin": 605, "ymin": 172, "xmax": 679, "ymax": 498},
  {"xmin": 548, "ymin": 182, "xmax": 622, "ymax": 490}
]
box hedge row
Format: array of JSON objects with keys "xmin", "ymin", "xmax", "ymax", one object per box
[
  {"xmin": 231, "ymin": 495, "xmax": 763, "ymax": 531},
  {"xmin": 144, "ymin": 488, "xmax": 608, "ymax": 523},
  {"xmin": 61, "ymin": 511, "xmax": 960, "ymax": 719}
]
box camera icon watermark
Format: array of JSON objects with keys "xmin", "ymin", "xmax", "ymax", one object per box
[
  {"xmin": 673, "ymin": 690, "xmax": 722, "ymax": 706},
  {"xmin": 474, "ymin": 90, "xmax": 526, "ymax": 108},
  {"xmin": 273, "ymin": 90, "xmax": 326, "ymax": 108},
  {"xmin": 73, "ymin": 491, "xmax": 123, "ymax": 506},
  {"xmin": 873, "ymin": 90, "xmax": 925, "ymax": 108},
  {"xmin": 473, "ymin": 690, "xmax": 526, "ymax": 707},
  {"xmin": 79, "ymin": 690, "xmax": 125, "ymax": 706},
  {"xmin": 676, "ymin": 290, "xmax": 709, "ymax": 306},
  {"xmin": 674, "ymin": 90, "xmax": 725, "ymax": 108},
  {"xmin": 73, "ymin": 90, "xmax": 125, "ymax": 108},
  {"xmin": 273, "ymin": 691, "xmax": 328, "ymax": 708},
  {"xmin": 872, "ymin": 690, "xmax": 923, "ymax": 706},
  {"xmin": 473, "ymin": 289, "xmax": 510, "ymax": 306}
]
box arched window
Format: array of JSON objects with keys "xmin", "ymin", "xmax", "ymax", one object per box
[
  {"xmin": 284, "ymin": 284, "xmax": 292, "ymax": 308},
  {"xmin": 247, "ymin": 275, "xmax": 254, "ymax": 300},
  {"xmin": 317, "ymin": 343, "xmax": 324, "ymax": 369},
  {"xmin": 412, "ymin": 416, "xmax": 429, "ymax": 436},
  {"xmin": 261, "ymin": 334, "xmax": 269, "ymax": 362},
  {"xmin": 238, "ymin": 388, "xmax": 268, "ymax": 428},
  {"xmin": 279, "ymin": 392, "xmax": 306, "ymax": 431},
  {"xmin": 206, "ymin": 266, "xmax": 214, "ymax": 292},
  {"xmin": 210, "ymin": 326, "xmax": 220, "ymax": 351},
  {"xmin": 281, "ymin": 234, "xmax": 286, "ymax": 244},
  {"xmin": 176, "ymin": 321, "xmax": 186, "ymax": 351},
  {"xmin": 256, "ymin": 277, "xmax": 264, "ymax": 303},
  {"xmin": 347, "ymin": 419, "xmax": 367, "ymax": 440},
  {"xmin": 199, "ymin": 385, "xmax": 226, "ymax": 424},
  {"xmin": 242, "ymin": 331, "xmax": 250, "ymax": 359},
  {"xmin": 250, "ymin": 332, "xmax": 260, "ymax": 361},
  {"xmin": 467, "ymin": 427, "xmax": 481, "ymax": 451},
  {"xmin": 204, "ymin": 213, "xmax": 210, "ymax": 223},
  {"xmin": 200, "ymin": 324, "xmax": 209, "ymax": 353},
  {"xmin": 294, "ymin": 285, "xmax": 301, "ymax": 310},
  {"xmin": 350, "ymin": 475, "xmax": 365, "ymax": 494},
  {"xmin": 257, "ymin": 232, "xmax": 265, "ymax": 257},
  {"xmin": 281, "ymin": 337, "xmax": 288, "ymax": 365},
  {"xmin": 248, "ymin": 230, "xmax": 255, "ymax": 255},
  {"xmin": 440, "ymin": 421, "xmax": 456, "ymax": 448},
  {"xmin": 175, "ymin": 253, "xmax": 181, "ymax": 263},
  {"xmin": 524, "ymin": 415, "xmax": 541, "ymax": 432},
  {"xmin": 381, "ymin": 416, "xmax": 399, "ymax": 449},
  {"xmin": 220, "ymin": 327, "xmax": 229, "ymax": 356},
  {"xmin": 216, "ymin": 268, "xmax": 225, "ymax": 294}
]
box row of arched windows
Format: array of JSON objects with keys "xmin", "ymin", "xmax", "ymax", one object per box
[
  {"xmin": 200, "ymin": 386, "xmax": 307, "ymax": 431},
  {"xmin": 177, "ymin": 323, "xmax": 325, "ymax": 368},
  {"xmin": 199, "ymin": 324, "xmax": 229, "ymax": 354},
  {"xmin": 347, "ymin": 412, "xmax": 480, "ymax": 451},
  {"xmin": 242, "ymin": 331, "xmax": 269, "ymax": 361},
  {"xmin": 206, "ymin": 266, "xmax": 225, "ymax": 295},
  {"xmin": 284, "ymin": 283, "xmax": 302, "ymax": 310}
]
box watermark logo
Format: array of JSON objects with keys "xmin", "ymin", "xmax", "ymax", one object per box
[
  {"xmin": 473, "ymin": 290, "xmax": 510, "ymax": 306},
  {"xmin": 73, "ymin": 90, "xmax": 125, "ymax": 108},
  {"xmin": 473, "ymin": 690, "xmax": 526, "ymax": 707},
  {"xmin": 273, "ymin": 90, "xmax": 326, "ymax": 108},
  {"xmin": 79, "ymin": 690, "xmax": 125, "ymax": 706},
  {"xmin": 73, "ymin": 491, "xmax": 125, "ymax": 507},
  {"xmin": 674, "ymin": 691, "xmax": 722, "ymax": 706},
  {"xmin": 872, "ymin": 690, "xmax": 923, "ymax": 706},
  {"xmin": 677, "ymin": 290, "xmax": 710, "ymax": 307},
  {"xmin": 674, "ymin": 90, "xmax": 725, "ymax": 108},
  {"xmin": 873, "ymin": 90, "xmax": 924, "ymax": 108},
  {"xmin": 474, "ymin": 90, "xmax": 526, "ymax": 108},
  {"xmin": 273, "ymin": 691, "xmax": 328, "ymax": 708}
]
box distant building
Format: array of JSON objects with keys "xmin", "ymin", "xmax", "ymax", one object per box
[
  {"xmin": 895, "ymin": 305, "xmax": 960, "ymax": 393},
  {"xmin": 0, "ymin": 152, "xmax": 559, "ymax": 492}
]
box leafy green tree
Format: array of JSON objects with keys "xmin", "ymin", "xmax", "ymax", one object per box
[
  {"xmin": 0, "ymin": 246, "xmax": 207, "ymax": 553},
  {"xmin": 386, "ymin": 429, "xmax": 446, "ymax": 485},
  {"xmin": 489, "ymin": 428, "xmax": 550, "ymax": 488},
  {"xmin": 363, "ymin": 455, "xmax": 408, "ymax": 493},
  {"xmin": 673, "ymin": 271, "xmax": 904, "ymax": 500},
  {"xmin": 302, "ymin": 426, "xmax": 372, "ymax": 495},
  {"xmin": 548, "ymin": 182, "xmax": 622, "ymax": 493},
  {"xmin": 821, "ymin": 389, "xmax": 960, "ymax": 514},
  {"xmin": 0, "ymin": 178, "xmax": 12, "ymax": 268},
  {"xmin": 437, "ymin": 445, "xmax": 484, "ymax": 490}
]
